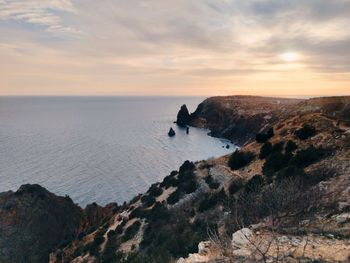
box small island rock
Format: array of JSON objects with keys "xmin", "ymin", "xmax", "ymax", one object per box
[{"xmin": 168, "ymin": 127, "xmax": 176, "ymax": 137}]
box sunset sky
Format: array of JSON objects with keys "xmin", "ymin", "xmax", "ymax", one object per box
[{"xmin": 0, "ymin": 0, "xmax": 349, "ymax": 97}]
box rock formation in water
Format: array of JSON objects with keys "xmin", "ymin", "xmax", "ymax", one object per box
[
  {"xmin": 168, "ymin": 127, "xmax": 176, "ymax": 137},
  {"xmin": 176, "ymin": 104, "xmax": 191, "ymax": 127}
]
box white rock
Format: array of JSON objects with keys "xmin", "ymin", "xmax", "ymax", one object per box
[
  {"xmin": 231, "ymin": 228, "xmax": 253, "ymax": 249},
  {"xmin": 336, "ymin": 213, "xmax": 350, "ymax": 224},
  {"xmin": 198, "ymin": 241, "xmax": 211, "ymax": 255}
]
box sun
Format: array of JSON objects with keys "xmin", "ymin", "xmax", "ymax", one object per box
[{"xmin": 280, "ymin": 52, "xmax": 299, "ymax": 62}]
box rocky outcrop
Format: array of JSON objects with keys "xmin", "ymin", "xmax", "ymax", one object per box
[
  {"xmin": 176, "ymin": 104, "xmax": 191, "ymax": 127},
  {"xmin": 0, "ymin": 184, "xmax": 82, "ymax": 263},
  {"xmin": 182, "ymin": 96, "xmax": 350, "ymax": 146},
  {"xmin": 168, "ymin": 127, "xmax": 176, "ymax": 137}
]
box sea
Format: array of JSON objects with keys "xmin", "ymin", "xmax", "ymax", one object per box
[{"xmin": 0, "ymin": 96, "xmax": 236, "ymax": 206}]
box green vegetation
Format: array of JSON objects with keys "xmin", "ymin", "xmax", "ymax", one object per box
[
  {"xmin": 198, "ymin": 189, "xmax": 226, "ymax": 212},
  {"xmin": 122, "ymin": 221, "xmax": 141, "ymax": 242},
  {"xmin": 228, "ymin": 180, "xmax": 244, "ymax": 195},
  {"xmin": 140, "ymin": 195, "xmax": 156, "ymax": 208},
  {"xmin": 167, "ymin": 190, "xmax": 181, "ymax": 205},
  {"xmin": 285, "ymin": 140, "xmax": 298, "ymax": 152},
  {"xmin": 259, "ymin": 142, "xmax": 272, "ymax": 159},
  {"xmin": 84, "ymin": 229, "xmax": 105, "ymax": 256},
  {"xmin": 255, "ymin": 128, "xmax": 274, "ymax": 143},
  {"xmin": 140, "ymin": 212, "xmax": 206, "ymax": 263},
  {"xmin": 204, "ymin": 175, "xmax": 220, "ymax": 189},
  {"xmin": 262, "ymin": 151, "xmax": 293, "ymax": 177},
  {"xmin": 295, "ymin": 124, "xmax": 316, "ymax": 140},
  {"xmin": 228, "ymin": 150, "xmax": 255, "ymax": 170},
  {"xmin": 147, "ymin": 184, "xmax": 163, "ymax": 197},
  {"xmin": 291, "ymin": 146, "xmax": 325, "ymax": 168}
]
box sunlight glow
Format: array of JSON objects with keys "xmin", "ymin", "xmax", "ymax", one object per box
[{"xmin": 280, "ymin": 52, "xmax": 299, "ymax": 62}]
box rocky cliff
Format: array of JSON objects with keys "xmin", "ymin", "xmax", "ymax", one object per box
[
  {"xmin": 1, "ymin": 96, "xmax": 350, "ymax": 263},
  {"xmin": 177, "ymin": 96, "xmax": 350, "ymax": 146},
  {"xmin": 0, "ymin": 184, "xmax": 82, "ymax": 263}
]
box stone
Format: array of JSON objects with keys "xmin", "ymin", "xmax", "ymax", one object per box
[
  {"xmin": 232, "ymin": 228, "xmax": 253, "ymax": 249},
  {"xmin": 335, "ymin": 213, "xmax": 350, "ymax": 224}
]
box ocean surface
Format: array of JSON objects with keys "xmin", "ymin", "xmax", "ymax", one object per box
[{"xmin": 0, "ymin": 96, "xmax": 236, "ymax": 206}]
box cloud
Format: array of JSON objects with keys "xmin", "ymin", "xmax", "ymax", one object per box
[
  {"xmin": 0, "ymin": 0, "xmax": 80, "ymax": 34},
  {"xmin": 0, "ymin": 0, "xmax": 350, "ymax": 96}
]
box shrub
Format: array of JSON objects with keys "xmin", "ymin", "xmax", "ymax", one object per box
[
  {"xmin": 295, "ymin": 124, "xmax": 316, "ymax": 140},
  {"xmin": 285, "ymin": 140, "xmax": 298, "ymax": 152},
  {"xmin": 84, "ymin": 230, "xmax": 105, "ymax": 256},
  {"xmin": 228, "ymin": 180, "xmax": 244, "ymax": 195},
  {"xmin": 178, "ymin": 161, "xmax": 195, "ymax": 182},
  {"xmin": 181, "ymin": 179, "xmax": 198, "ymax": 194},
  {"xmin": 256, "ymin": 128, "xmax": 274, "ymax": 143},
  {"xmin": 244, "ymin": 175, "xmax": 264, "ymax": 193},
  {"xmin": 141, "ymin": 195, "xmax": 156, "ymax": 207},
  {"xmin": 160, "ymin": 175, "xmax": 179, "ymax": 189},
  {"xmin": 198, "ymin": 189, "xmax": 226, "ymax": 212},
  {"xmin": 291, "ymin": 146, "xmax": 324, "ymax": 168},
  {"xmin": 167, "ymin": 190, "xmax": 182, "ymax": 205},
  {"xmin": 147, "ymin": 184, "xmax": 163, "ymax": 197},
  {"xmin": 262, "ymin": 151, "xmax": 293, "ymax": 177},
  {"xmin": 276, "ymin": 165, "xmax": 305, "ymax": 181},
  {"xmin": 228, "ymin": 150, "xmax": 255, "ymax": 170},
  {"xmin": 272, "ymin": 141, "xmax": 285, "ymax": 152},
  {"xmin": 259, "ymin": 142, "xmax": 273, "ymax": 159},
  {"xmin": 122, "ymin": 221, "xmax": 141, "ymax": 242},
  {"xmin": 204, "ymin": 175, "xmax": 220, "ymax": 189}
]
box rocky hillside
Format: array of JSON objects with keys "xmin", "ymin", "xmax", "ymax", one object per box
[
  {"xmin": 1, "ymin": 96, "xmax": 350, "ymax": 263},
  {"xmin": 177, "ymin": 96, "xmax": 350, "ymax": 146},
  {"xmin": 0, "ymin": 184, "xmax": 82, "ymax": 263}
]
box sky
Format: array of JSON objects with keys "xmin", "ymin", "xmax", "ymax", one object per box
[{"xmin": 0, "ymin": 0, "xmax": 349, "ymax": 97}]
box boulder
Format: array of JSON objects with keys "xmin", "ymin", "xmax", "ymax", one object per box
[{"xmin": 231, "ymin": 228, "xmax": 253, "ymax": 249}]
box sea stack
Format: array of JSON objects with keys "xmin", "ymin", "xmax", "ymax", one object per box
[
  {"xmin": 168, "ymin": 127, "xmax": 176, "ymax": 137},
  {"xmin": 176, "ymin": 104, "xmax": 190, "ymax": 127}
]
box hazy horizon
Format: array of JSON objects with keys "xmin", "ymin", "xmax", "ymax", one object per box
[{"xmin": 1, "ymin": 1, "xmax": 350, "ymax": 97}]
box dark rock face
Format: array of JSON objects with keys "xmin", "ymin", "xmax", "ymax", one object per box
[
  {"xmin": 176, "ymin": 104, "xmax": 191, "ymax": 127},
  {"xmin": 188, "ymin": 96, "xmax": 302, "ymax": 146},
  {"xmin": 0, "ymin": 184, "xmax": 82, "ymax": 263}
]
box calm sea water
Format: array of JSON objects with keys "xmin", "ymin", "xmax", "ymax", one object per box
[{"xmin": 0, "ymin": 96, "xmax": 235, "ymax": 206}]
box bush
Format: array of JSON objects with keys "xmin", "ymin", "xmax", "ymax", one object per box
[
  {"xmin": 259, "ymin": 142, "xmax": 272, "ymax": 159},
  {"xmin": 272, "ymin": 141, "xmax": 285, "ymax": 152},
  {"xmin": 181, "ymin": 179, "xmax": 198, "ymax": 194},
  {"xmin": 84, "ymin": 230, "xmax": 105, "ymax": 256},
  {"xmin": 291, "ymin": 146, "xmax": 324, "ymax": 168},
  {"xmin": 167, "ymin": 190, "xmax": 182, "ymax": 205},
  {"xmin": 122, "ymin": 221, "xmax": 141, "ymax": 242},
  {"xmin": 262, "ymin": 151, "xmax": 293, "ymax": 177},
  {"xmin": 228, "ymin": 150, "xmax": 255, "ymax": 170},
  {"xmin": 198, "ymin": 189, "xmax": 226, "ymax": 212},
  {"xmin": 295, "ymin": 124, "xmax": 316, "ymax": 140},
  {"xmin": 228, "ymin": 180, "xmax": 244, "ymax": 195},
  {"xmin": 244, "ymin": 175, "xmax": 264, "ymax": 193},
  {"xmin": 276, "ymin": 165, "xmax": 305, "ymax": 181},
  {"xmin": 160, "ymin": 175, "xmax": 179, "ymax": 189},
  {"xmin": 147, "ymin": 184, "xmax": 163, "ymax": 197},
  {"xmin": 141, "ymin": 195, "xmax": 156, "ymax": 208},
  {"xmin": 204, "ymin": 175, "xmax": 220, "ymax": 189},
  {"xmin": 285, "ymin": 140, "xmax": 298, "ymax": 152},
  {"xmin": 178, "ymin": 161, "xmax": 195, "ymax": 182},
  {"xmin": 256, "ymin": 128, "xmax": 274, "ymax": 143}
]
